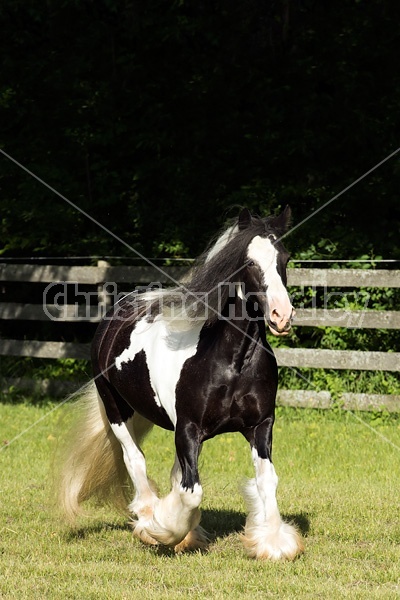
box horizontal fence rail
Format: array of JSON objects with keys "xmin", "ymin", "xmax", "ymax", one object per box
[
  {"xmin": 2, "ymin": 340, "xmax": 399, "ymax": 373},
  {"xmin": 1, "ymin": 263, "xmax": 399, "ymax": 410},
  {"xmin": 1, "ymin": 263, "xmax": 399, "ymax": 287},
  {"xmin": 287, "ymin": 268, "xmax": 400, "ymax": 288},
  {"xmin": 0, "ymin": 263, "xmax": 188, "ymax": 285},
  {"xmin": 0, "ymin": 340, "xmax": 91, "ymax": 360},
  {"xmin": 274, "ymin": 348, "xmax": 399, "ymax": 372},
  {"xmin": 1, "ymin": 303, "xmax": 399, "ymax": 329}
]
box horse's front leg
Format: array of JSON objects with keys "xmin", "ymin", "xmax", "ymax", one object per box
[
  {"xmin": 147, "ymin": 422, "xmax": 209, "ymax": 551},
  {"xmin": 241, "ymin": 418, "xmax": 304, "ymax": 560}
]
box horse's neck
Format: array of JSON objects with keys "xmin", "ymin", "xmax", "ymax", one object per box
[{"xmin": 219, "ymin": 296, "xmax": 264, "ymax": 348}]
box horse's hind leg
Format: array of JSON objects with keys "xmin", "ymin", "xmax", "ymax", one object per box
[
  {"xmin": 109, "ymin": 413, "xmax": 160, "ymax": 545},
  {"xmin": 95, "ymin": 376, "xmax": 160, "ymax": 544},
  {"xmin": 126, "ymin": 414, "xmax": 157, "ymax": 515},
  {"xmin": 241, "ymin": 418, "xmax": 304, "ymax": 560}
]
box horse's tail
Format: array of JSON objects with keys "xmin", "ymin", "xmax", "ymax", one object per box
[{"xmin": 57, "ymin": 380, "xmax": 130, "ymax": 522}]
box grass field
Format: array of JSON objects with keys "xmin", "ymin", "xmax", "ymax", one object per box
[{"xmin": 1, "ymin": 399, "xmax": 399, "ymax": 599}]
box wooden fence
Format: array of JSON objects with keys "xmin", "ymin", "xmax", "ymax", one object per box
[{"xmin": 0, "ymin": 262, "xmax": 399, "ymax": 411}]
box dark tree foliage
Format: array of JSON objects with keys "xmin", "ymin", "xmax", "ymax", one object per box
[{"xmin": 1, "ymin": 0, "xmax": 399, "ymax": 260}]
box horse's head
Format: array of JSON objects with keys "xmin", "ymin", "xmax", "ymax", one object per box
[{"xmin": 239, "ymin": 206, "xmax": 295, "ymax": 336}]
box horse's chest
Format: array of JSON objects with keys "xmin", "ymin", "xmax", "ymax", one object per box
[{"xmin": 175, "ymin": 339, "xmax": 277, "ymax": 435}]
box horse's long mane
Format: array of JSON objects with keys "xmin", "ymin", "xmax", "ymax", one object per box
[
  {"xmin": 176, "ymin": 223, "xmax": 263, "ymax": 323},
  {"xmin": 122, "ymin": 211, "xmax": 284, "ymax": 331}
]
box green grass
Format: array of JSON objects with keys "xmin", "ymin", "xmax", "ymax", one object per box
[{"xmin": 1, "ymin": 400, "xmax": 400, "ymax": 599}]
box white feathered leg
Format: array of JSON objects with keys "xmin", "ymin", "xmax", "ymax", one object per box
[
  {"xmin": 241, "ymin": 448, "xmax": 304, "ymax": 560},
  {"xmin": 116, "ymin": 418, "xmax": 208, "ymax": 552},
  {"xmin": 145, "ymin": 455, "xmax": 209, "ymax": 551},
  {"xmin": 110, "ymin": 418, "xmax": 159, "ymax": 545}
]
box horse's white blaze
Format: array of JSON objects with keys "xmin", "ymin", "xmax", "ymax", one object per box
[
  {"xmin": 115, "ymin": 315, "xmax": 202, "ymax": 427},
  {"xmin": 246, "ymin": 235, "xmax": 292, "ymax": 328}
]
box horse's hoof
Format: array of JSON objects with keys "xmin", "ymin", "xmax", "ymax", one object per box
[
  {"xmin": 241, "ymin": 521, "xmax": 304, "ymax": 561},
  {"xmin": 130, "ymin": 518, "xmax": 159, "ymax": 546},
  {"xmin": 174, "ymin": 526, "xmax": 210, "ymax": 553}
]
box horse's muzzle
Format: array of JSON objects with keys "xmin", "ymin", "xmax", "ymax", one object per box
[{"xmin": 266, "ymin": 310, "xmax": 295, "ymax": 336}]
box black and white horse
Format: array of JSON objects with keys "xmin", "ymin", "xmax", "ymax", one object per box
[{"xmin": 59, "ymin": 207, "xmax": 304, "ymax": 560}]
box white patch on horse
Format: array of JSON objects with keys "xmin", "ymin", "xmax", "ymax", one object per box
[
  {"xmin": 115, "ymin": 315, "xmax": 202, "ymax": 427},
  {"xmin": 110, "ymin": 419, "xmax": 157, "ymax": 518},
  {"xmin": 241, "ymin": 449, "xmax": 303, "ymax": 560},
  {"xmin": 247, "ymin": 235, "xmax": 292, "ymax": 324},
  {"xmin": 206, "ymin": 224, "xmax": 239, "ymax": 262}
]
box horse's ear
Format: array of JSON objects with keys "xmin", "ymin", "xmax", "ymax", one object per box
[
  {"xmin": 238, "ymin": 208, "xmax": 252, "ymax": 230},
  {"xmin": 269, "ymin": 205, "xmax": 292, "ymax": 234}
]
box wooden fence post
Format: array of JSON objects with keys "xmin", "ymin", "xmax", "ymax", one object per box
[{"xmin": 97, "ymin": 260, "xmax": 113, "ymax": 318}]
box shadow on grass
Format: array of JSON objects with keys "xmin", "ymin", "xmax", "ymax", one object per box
[
  {"xmin": 63, "ymin": 509, "xmax": 247, "ymax": 544},
  {"xmin": 202, "ymin": 507, "xmax": 245, "ymax": 537},
  {"xmin": 284, "ymin": 512, "xmax": 311, "ymax": 537},
  {"xmin": 64, "ymin": 509, "xmax": 311, "ymax": 556},
  {"xmin": 65, "ymin": 521, "xmax": 131, "ymax": 541},
  {"xmin": 202, "ymin": 508, "xmax": 311, "ymax": 539}
]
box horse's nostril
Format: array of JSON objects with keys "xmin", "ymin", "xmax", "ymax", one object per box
[{"xmin": 271, "ymin": 308, "xmax": 281, "ymax": 321}]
